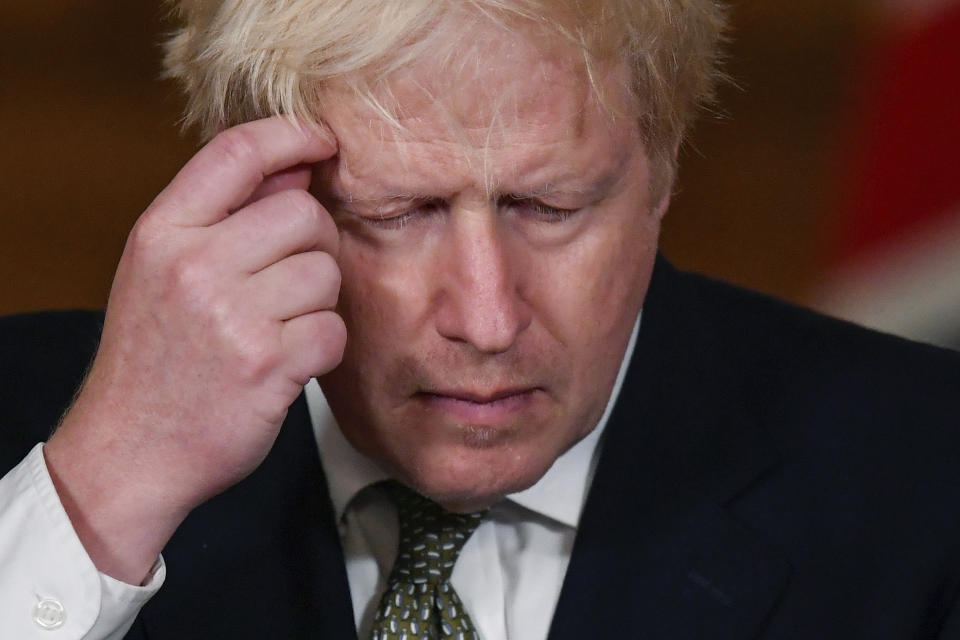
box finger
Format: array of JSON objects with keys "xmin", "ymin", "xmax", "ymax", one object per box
[
  {"xmin": 239, "ymin": 163, "xmax": 313, "ymax": 210},
  {"xmin": 210, "ymin": 188, "xmax": 339, "ymax": 273},
  {"xmin": 245, "ymin": 251, "xmax": 341, "ymax": 321},
  {"xmin": 280, "ymin": 310, "xmax": 347, "ymax": 383},
  {"xmin": 149, "ymin": 116, "xmax": 337, "ymax": 227}
]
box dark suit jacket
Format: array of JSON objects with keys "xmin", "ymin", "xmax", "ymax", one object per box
[{"xmin": 3, "ymin": 257, "xmax": 960, "ymax": 639}]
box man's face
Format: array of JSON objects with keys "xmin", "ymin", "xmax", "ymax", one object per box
[{"xmin": 314, "ymin": 25, "xmax": 666, "ymax": 510}]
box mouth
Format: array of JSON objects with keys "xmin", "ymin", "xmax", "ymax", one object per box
[
  {"xmin": 421, "ymin": 387, "xmax": 537, "ymax": 403},
  {"xmin": 414, "ymin": 387, "xmax": 542, "ymax": 423}
]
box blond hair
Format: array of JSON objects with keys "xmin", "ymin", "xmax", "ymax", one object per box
[{"xmin": 163, "ymin": 0, "xmax": 727, "ymax": 196}]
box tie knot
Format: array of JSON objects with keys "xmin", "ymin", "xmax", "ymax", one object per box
[{"xmin": 381, "ymin": 480, "xmax": 486, "ymax": 584}]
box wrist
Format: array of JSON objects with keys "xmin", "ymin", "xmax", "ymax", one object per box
[{"xmin": 44, "ymin": 411, "xmax": 193, "ymax": 585}]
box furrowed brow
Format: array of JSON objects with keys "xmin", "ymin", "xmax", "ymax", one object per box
[
  {"xmin": 507, "ymin": 183, "xmax": 590, "ymax": 199},
  {"xmin": 330, "ymin": 191, "xmax": 435, "ymax": 208},
  {"xmin": 506, "ymin": 171, "xmax": 620, "ymax": 201},
  {"xmin": 503, "ymin": 148, "xmax": 632, "ymax": 201}
]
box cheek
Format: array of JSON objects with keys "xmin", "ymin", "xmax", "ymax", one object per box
[
  {"xmin": 336, "ymin": 238, "xmax": 413, "ymax": 361},
  {"xmin": 335, "ymin": 232, "xmax": 445, "ymax": 378},
  {"xmin": 525, "ymin": 210, "xmax": 657, "ymax": 350},
  {"xmin": 538, "ymin": 213, "xmax": 655, "ymax": 427}
]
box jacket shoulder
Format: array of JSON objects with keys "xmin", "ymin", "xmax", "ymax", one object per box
[
  {"xmin": 678, "ymin": 269, "xmax": 960, "ymax": 406},
  {"xmin": 677, "ymin": 268, "xmax": 960, "ymax": 517}
]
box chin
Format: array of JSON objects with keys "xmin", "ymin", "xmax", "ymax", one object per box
[{"xmin": 394, "ymin": 439, "xmax": 556, "ymax": 512}]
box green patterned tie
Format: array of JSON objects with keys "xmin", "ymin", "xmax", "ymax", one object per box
[{"xmin": 370, "ymin": 481, "xmax": 487, "ymax": 640}]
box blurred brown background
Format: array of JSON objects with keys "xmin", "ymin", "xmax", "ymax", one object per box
[{"xmin": 0, "ymin": 2, "xmax": 925, "ymax": 315}]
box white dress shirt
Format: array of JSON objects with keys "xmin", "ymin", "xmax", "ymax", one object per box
[
  {"xmin": 0, "ymin": 445, "xmax": 162, "ymax": 639},
  {"xmin": 0, "ymin": 316, "xmax": 639, "ymax": 639}
]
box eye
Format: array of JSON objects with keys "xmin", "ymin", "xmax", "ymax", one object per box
[
  {"xmin": 363, "ymin": 211, "xmax": 414, "ymax": 230},
  {"xmin": 362, "ymin": 198, "xmax": 444, "ymax": 230},
  {"xmin": 500, "ymin": 196, "xmax": 579, "ymax": 223}
]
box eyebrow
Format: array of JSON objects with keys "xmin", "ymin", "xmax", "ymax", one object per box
[
  {"xmin": 339, "ymin": 192, "xmax": 433, "ymax": 204},
  {"xmin": 505, "ymin": 177, "xmax": 613, "ymax": 200},
  {"xmin": 331, "ymin": 173, "xmax": 618, "ymax": 208},
  {"xmin": 328, "ymin": 146, "xmax": 632, "ymax": 207}
]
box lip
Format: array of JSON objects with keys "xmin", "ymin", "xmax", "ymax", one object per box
[
  {"xmin": 415, "ymin": 387, "xmax": 541, "ymax": 423},
  {"xmin": 421, "ymin": 387, "xmax": 537, "ymax": 403}
]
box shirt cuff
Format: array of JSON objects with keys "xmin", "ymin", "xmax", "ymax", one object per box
[{"xmin": 0, "ymin": 443, "xmax": 164, "ymax": 639}]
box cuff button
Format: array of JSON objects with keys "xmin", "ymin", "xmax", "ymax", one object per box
[{"xmin": 33, "ymin": 599, "xmax": 66, "ymax": 630}]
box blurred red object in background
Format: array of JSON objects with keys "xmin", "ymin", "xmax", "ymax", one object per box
[{"xmin": 817, "ymin": 0, "xmax": 960, "ymax": 348}]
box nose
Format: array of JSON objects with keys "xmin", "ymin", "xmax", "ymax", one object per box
[{"xmin": 433, "ymin": 209, "xmax": 531, "ymax": 354}]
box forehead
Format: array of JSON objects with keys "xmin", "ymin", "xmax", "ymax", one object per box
[
  {"xmin": 326, "ymin": 23, "xmax": 608, "ymax": 136},
  {"xmin": 318, "ymin": 16, "xmax": 638, "ymax": 194}
]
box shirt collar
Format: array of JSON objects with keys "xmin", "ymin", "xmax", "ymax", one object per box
[
  {"xmin": 306, "ymin": 312, "xmax": 642, "ymax": 529},
  {"xmin": 305, "ymin": 378, "xmax": 390, "ymax": 521}
]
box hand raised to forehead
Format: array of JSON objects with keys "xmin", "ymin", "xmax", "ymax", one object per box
[{"xmin": 44, "ymin": 116, "xmax": 345, "ymax": 585}]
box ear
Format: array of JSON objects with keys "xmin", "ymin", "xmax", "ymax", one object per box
[
  {"xmin": 652, "ymin": 141, "xmax": 681, "ymax": 221},
  {"xmin": 652, "ymin": 191, "xmax": 672, "ymax": 222}
]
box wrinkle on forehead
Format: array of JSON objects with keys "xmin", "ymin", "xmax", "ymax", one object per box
[{"xmin": 320, "ymin": 15, "xmax": 637, "ymax": 200}]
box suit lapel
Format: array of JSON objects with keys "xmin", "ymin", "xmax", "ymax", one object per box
[
  {"xmin": 139, "ymin": 394, "xmax": 358, "ymax": 639},
  {"xmin": 548, "ymin": 258, "xmax": 791, "ymax": 640}
]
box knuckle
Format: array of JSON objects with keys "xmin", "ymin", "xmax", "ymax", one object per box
[
  {"xmin": 168, "ymin": 251, "xmax": 211, "ymax": 294},
  {"xmin": 283, "ymin": 312, "xmax": 347, "ymax": 381},
  {"xmin": 211, "ymin": 128, "xmax": 259, "ymax": 169},
  {"xmin": 230, "ymin": 329, "xmax": 280, "ymax": 383},
  {"xmin": 313, "ymin": 250, "xmax": 340, "ymax": 284},
  {"xmin": 279, "ymin": 189, "xmax": 322, "ymax": 226},
  {"xmin": 318, "ymin": 209, "xmax": 340, "ymax": 257},
  {"xmin": 320, "ymin": 313, "xmax": 348, "ymax": 363},
  {"xmin": 234, "ymin": 346, "xmax": 274, "ymax": 383},
  {"xmin": 125, "ymin": 218, "xmax": 163, "ymax": 261},
  {"xmin": 313, "ymin": 253, "xmax": 341, "ymax": 307},
  {"xmin": 318, "ymin": 311, "xmax": 346, "ymax": 347},
  {"xmin": 302, "ymin": 313, "xmax": 347, "ymax": 376},
  {"xmin": 277, "ymin": 253, "xmax": 341, "ymax": 311},
  {"xmin": 159, "ymin": 249, "xmax": 223, "ymax": 314},
  {"xmin": 273, "ymin": 190, "xmax": 338, "ymax": 254},
  {"xmin": 327, "ymin": 313, "xmax": 348, "ymax": 348}
]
